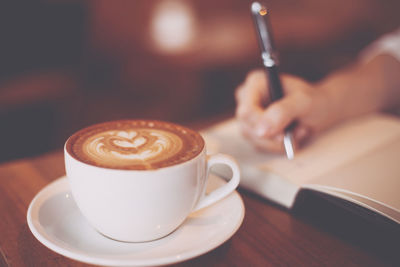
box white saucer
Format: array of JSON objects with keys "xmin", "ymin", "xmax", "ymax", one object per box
[{"xmin": 27, "ymin": 174, "xmax": 245, "ymax": 266}]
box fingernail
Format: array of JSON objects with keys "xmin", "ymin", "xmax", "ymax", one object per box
[{"xmin": 256, "ymin": 124, "xmax": 270, "ymax": 137}]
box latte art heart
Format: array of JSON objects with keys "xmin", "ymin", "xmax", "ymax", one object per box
[
  {"xmin": 84, "ymin": 129, "xmax": 183, "ymax": 168},
  {"xmin": 66, "ymin": 120, "xmax": 204, "ymax": 170}
]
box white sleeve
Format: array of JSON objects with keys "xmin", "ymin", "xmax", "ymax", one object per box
[{"xmin": 360, "ymin": 28, "xmax": 400, "ymax": 63}]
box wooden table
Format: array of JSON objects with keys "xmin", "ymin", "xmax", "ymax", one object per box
[{"xmin": 1, "ymin": 149, "xmax": 399, "ymax": 267}]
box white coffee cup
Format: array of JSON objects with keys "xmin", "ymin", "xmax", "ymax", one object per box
[{"xmin": 64, "ymin": 137, "xmax": 240, "ymax": 242}]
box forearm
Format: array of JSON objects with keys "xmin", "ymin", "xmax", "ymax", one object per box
[{"xmin": 317, "ymin": 54, "xmax": 400, "ymax": 125}]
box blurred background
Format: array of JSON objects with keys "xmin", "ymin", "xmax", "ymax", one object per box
[{"xmin": 0, "ymin": 0, "xmax": 399, "ymax": 163}]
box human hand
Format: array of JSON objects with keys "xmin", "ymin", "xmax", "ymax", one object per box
[{"xmin": 235, "ymin": 69, "xmax": 331, "ymax": 152}]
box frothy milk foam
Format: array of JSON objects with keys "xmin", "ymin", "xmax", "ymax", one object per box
[{"xmin": 66, "ymin": 120, "xmax": 204, "ymax": 170}]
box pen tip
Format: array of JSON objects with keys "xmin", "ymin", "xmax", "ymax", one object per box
[{"xmin": 283, "ymin": 132, "xmax": 295, "ymax": 160}]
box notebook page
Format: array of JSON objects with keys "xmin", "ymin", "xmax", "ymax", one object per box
[
  {"xmin": 259, "ymin": 113, "xmax": 400, "ymax": 186},
  {"xmin": 202, "ymin": 119, "xmax": 279, "ymax": 165},
  {"xmin": 306, "ymin": 136, "xmax": 400, "ymax": 213},
  {"xmin": 202, "ymin": 119, "xmax": 299, "ymax": 207}
]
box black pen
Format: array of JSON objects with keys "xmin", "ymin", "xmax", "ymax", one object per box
[{"xmin": 251, "ymin": 1, "xmax": 295, "ymax": 160}]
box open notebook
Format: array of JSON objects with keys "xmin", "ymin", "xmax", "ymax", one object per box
[{"xmin": 201, "ymin": 113, "xmax": 400, "ymax": 224}]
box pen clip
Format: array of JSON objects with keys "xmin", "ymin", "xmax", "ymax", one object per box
[{"xmin": 251, "ymin": 2, "xmax": 277, "ymax": 67}]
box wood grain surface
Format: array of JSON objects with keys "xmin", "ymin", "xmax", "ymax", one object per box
[{"xmin": 0, "ymin": 150, "xmax": 399, "ymax": 267}]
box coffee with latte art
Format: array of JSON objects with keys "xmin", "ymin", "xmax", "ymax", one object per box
[{"xmin": 66, "ymin": 120, "xmax": 204, "ymax": 170}]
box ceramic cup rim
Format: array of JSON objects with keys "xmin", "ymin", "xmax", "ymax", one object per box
[{"xmin": 64, "ymin": 119, "xmax": 207, "ymax": 173}]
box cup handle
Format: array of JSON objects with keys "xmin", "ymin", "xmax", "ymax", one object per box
[{"xmin": 192, "ymin": 153, "xmax": 240, "ymax": 212}]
